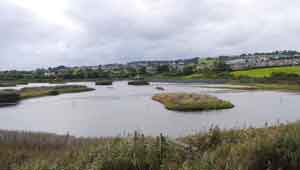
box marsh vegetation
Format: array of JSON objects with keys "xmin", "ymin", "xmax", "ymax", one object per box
[{"xmin": 1, "ymin": 122, "xmax": 300, "ymax": 170}]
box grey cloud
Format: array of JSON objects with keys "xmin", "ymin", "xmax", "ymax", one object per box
[{"xmin": 1, "ymin": 0, "xmax": 300, "ymax": 69}]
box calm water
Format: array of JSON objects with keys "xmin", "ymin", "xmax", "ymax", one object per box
[{"xmin": 0, "ymin": 81, "xmax": 299, "ymax": 137}]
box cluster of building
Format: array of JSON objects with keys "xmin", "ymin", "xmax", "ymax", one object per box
[
  {"xmin": 220, "ymin": 52, "xmax": 300, "ymax": 70},
  {"xmin": 42, "ymin": 58, "xmax": 199, "ymax": 76},
  {"xmin": 125, "ymin": 58, "xmax": 198, "ymax": 73},
  {"xmin": 40, "ymin": 51, "xmax": 300, "ymax": 76}
]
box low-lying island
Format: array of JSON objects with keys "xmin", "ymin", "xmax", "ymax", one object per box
[
  {"xmin": 153, "ymin": 93, "xmax": 234, "ymax": 111},
  {"xmin": 0, "ymin": 85, "xmax": 95, "ymax": 106}
]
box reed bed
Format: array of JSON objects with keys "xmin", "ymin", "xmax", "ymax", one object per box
[{"xmin": 1, "ymin": 122, "xmax": 300, "ymax": 169}]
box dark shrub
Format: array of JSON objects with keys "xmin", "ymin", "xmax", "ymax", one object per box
[
  {"xmin": 128, "ymin": 80, "xmax": 149, "ymax": 86},
  {"xmin": 48, "ymin": 90, "xmax": 60, "ymax": 96},
  {"xmin": 95, "ymin": 80, "xmax": 113, "ymax": 85},
  {"xmin": 270, "ymin": 72, "xmax": 300, "ymax": 80},
  {"xmin": 0, "ymin": 82, "xmax": 17, "ymax": 87},
  {"xmin": 0, "ymin": 90, "xmax": 20, "ymax": 104}
]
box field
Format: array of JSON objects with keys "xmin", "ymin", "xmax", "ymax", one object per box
[{"xmin": 231, "ymin": 66, "xmax": 300, "ymax": 78}]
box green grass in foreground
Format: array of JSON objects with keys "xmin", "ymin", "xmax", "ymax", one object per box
[
  {"xmin": 152, "ymin": 93, "xmax": 234, "ymax": 111},
  {"xmin": 231, "ymin": 66, "xmax": 300, "ymax": 78},
  {"xmin": 1, "ymin": 122, "xmax": 300, "ymax": 169},
  {"xmin": 19, "ymin": 85, "xmax": 95, "ymax": 99}
]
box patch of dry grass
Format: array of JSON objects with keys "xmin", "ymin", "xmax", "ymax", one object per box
[{"xmin": 19, "ymin": 85, "xmax": 94, "ymax": 99}]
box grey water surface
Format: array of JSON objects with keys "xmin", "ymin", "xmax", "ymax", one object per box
[{"xmin": 0, "ymin": 81, "xmax": 299, "ymax": 137}]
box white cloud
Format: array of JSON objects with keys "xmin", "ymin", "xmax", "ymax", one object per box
[{"xmin": 9, "ymin": 0, "xmax": 81, "ymax": 31}]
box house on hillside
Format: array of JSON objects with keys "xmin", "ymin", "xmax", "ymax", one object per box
[{"xmin": 222, "ymin": 54, "xmax": 300, "ymax": 70}]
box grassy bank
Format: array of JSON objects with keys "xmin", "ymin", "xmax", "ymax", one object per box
[
  {"xmin": 152, "ymin": 93, "xmax": 234, "ymax": 111},
  {"xmin": 251, "ymin": 83, "xmax": 300, "ymax": 91},
  {"xmin": 0, "ymin": 85, "xmax": 94, "ymax": 105},
  {"xmin": 19, "ymin": 85, "xmax": 95, "ymax": 99},
  {"xmin": 1, "ymin": 122, "xmax": 300, "ymax": 169},
  {"xmin": 201, "ymin": 82, "xmax": 300, "ymax": 92}
]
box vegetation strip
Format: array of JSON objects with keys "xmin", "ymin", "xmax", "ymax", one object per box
[
  {"xmin": 198, "ymin": 83, "xmax": 300, "ymax": 92},
  {"xmin": 0, "ymin": 85, "xmax": 94, "ymax": 105},
  {"xmin": 19, "ymin": 85, "xmax": 95, "ymax": 99},
  {"xmin": 152, "ymin": 93, "xmax": 234, "ymax": 111},
  {"xmin": 1, "ymin": 122, "xmax": 300, "ymax": 169}
]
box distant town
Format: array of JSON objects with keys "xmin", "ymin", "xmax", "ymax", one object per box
[
  {"xmin": 220, "ymin": 50, "xmax": 300, "ymax": 70},
  {"xmin": 1, "ymin": 50, "xmax": 300, "ymax": 80},
  {"xmin": 42, "ymin": 50, "xmax": 300, "ymax": 75}
]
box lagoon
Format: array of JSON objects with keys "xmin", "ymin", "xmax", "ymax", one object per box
[{"xmin": 0, "ymin": 81, "xmax": 299, "ymax": 137}]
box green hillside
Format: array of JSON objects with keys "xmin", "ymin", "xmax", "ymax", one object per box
[{"xmin": 231, "ymin": 66, "xmax": 300, "ymax": 78}]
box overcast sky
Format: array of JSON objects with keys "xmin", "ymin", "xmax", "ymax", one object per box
[{"xmin": 1, "ymin": 0, "xmax": 300, "ymax": 70}]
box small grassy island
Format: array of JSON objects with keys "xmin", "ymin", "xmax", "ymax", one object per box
[
  {"xmin": 128, "ymin": 80, "xmax": 150, "ymax": 86},
  {"xmin": 95, "ymin": 80, "xmax": 113, "ymax": 85},
  {"xmin": 0, "ymin": 85, "xmax": 94, "ymax": 107},
  {"xmin": 153, "ymin": 93, "xmax": 234, "ymax": 111}
]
